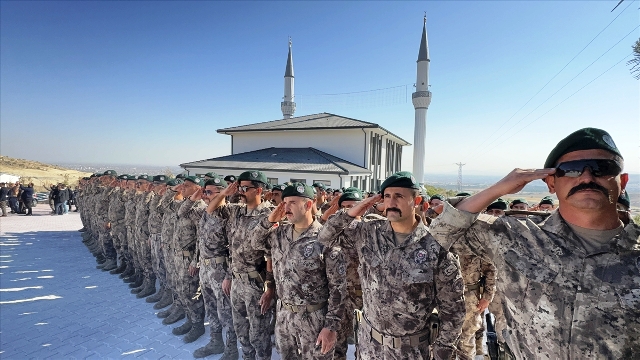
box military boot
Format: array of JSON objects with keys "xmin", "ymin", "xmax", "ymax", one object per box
[
  {"xmin": 173, "ymin": 317, "xmax": 193, "ymax": 336},
  {"xmin": 131, "ymin": 276, "xmax": 148, "ymax": 294},
  {"xmin": 182, "ymin": 320, "xmax": 205, "ymax": 343},
  {"xmin": 101, "ymin": 258, "xmax": 117, "ymax": 271},
  {"xmin": 157, "ymin": 301, "xmax": 176, "ymax": 318},
  {"xmin": 193, "ymin": 332, "xmax": 225, "ymax": 358},
  {"xmin": 121, "ymin": 265, "xmax": 135, "ymax": 280},
  {"xmin": 154, "ymin": 289, "xmax": 173, "ymax": 310},
  {"xmin": 219, "ymin": 331, "xmax": 239, "ymax": 360},
  {"xmin": 162, "ymin": 307, "xmax": 185, "ymax": 325},
  {"xmin": 95, "ymin": 254, "xmax": 106, "ymax": 265},
  {"xmin": 110, "ymin": 260, "xmax": 127, "ymax": 275},
  {"xmin": 146, "ymin": 285, "xmax": 164, "ymax": 303},
  {"xmin": 136, "ymin": 276, "xmax": 156, "ymax": 298},
  {"xmin": 129, "ymin": 272, "xmax": 144, "ymax": 288}
]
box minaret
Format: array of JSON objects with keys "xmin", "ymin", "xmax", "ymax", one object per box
[
  {"xmin": 281, "ymin": 38, "xmax": 296, "ymax": 119},
  {"xmin": 411, "ymin": 15, "xmax": 431, "ymax": 184}
]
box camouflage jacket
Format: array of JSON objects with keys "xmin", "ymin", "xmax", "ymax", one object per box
[
  {"xmin": 318, "ymin": 210, "xmax": 465, "ymax": 358},
  {"xmin": 173, "ymin": 194, "xmax": 205, "ymax": 251},
  {"xmin": 134, "ymin": 191, "xmax": 153, "ymax": 236},
  {"xmin": 450, "ymin": 242, "xmax": 497, "ymax": 302},
  {"xmin": 212, "ymin": 201, "xmax": 274, "ymax": 280},
  {"xmin": 147, "ymin": 192, "xmax": 164, "ymax": 235},
  {"xmin": 124, "ymin": 192, "xmax": 137, "ymax": 229},
  {"xmin": 107, "ymin": 188, "xmax": 126, "ymax": 227},
  {"xmin": 251, "ymin": 217, "xmax": 347, "ymax": 332},
  {"xmin": 197, "ymin": 210, "xmax": 230, "ymax": 267},
  {"xmin": 430, "ymin": 202, "xmax": 640, "ymax": 359},
  {"xmin": 95, "ymin": 186, "xmax": 114, "ymax": 224}
]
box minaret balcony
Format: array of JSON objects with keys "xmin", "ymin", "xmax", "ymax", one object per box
[{"xmin": 411, "ymin": 91, "xmax": 432, "ymax": 109}]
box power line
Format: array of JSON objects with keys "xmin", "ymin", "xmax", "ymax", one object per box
[{"xmin": 469, "ymin": 0, "xmax": 636, "ymax": 153}]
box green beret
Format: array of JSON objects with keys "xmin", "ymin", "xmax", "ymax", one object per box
[
  {"xmin": 271, "ymin": 184, "xmax": 286, "ymax": 192},
  {"xmin": 137, "ymin": 175, "xmax": 150, "ymax": 182},
  {"xmin": 312, "ymin": 183, "xmax": 327, "ymax": 191},
  {"xmin": 486, "ymin": 198, "xmax": 508, "ymax": 211},
  {"xmin": 380, "ymin": 171, "xmax": 419, "ymax": 194},
  {"xmin": 92, "ymin": 173, "xmax": 102, "ymax": 178},
  {"xmin": 344, "ymin": 187, "xmax": 361, "ymax": 193},
  {"xmin": 544, "ymin": 128, "xmax": 622, "ymax": 168},
  {"xmin": 282, "ymin": 182, "xmax": 315, "ymax": 200},
  {"xmin": 539, "ymin": 196, "xmax": 555, "ymax": 206},
  {"xmin": 339, "ymin": 190, "xmax": 363, "ymax": 207},
  {"xmin": 184, "ymin": 176, "xmax": 202, "ymax": 185},
  {"xmin": 196, "ymin": 174, "xmax": 206, "ymax": 179},
  {"xmin": 511, "ymin": 198, "xmax": 528, "ymax": 207},
  {"xmin": 204, "ymin": 175, "xmax": 227, "ymax": 188},
  {"xmin": 117, "ymin": 174, "xmax": 129, "ymax": 180},
  {"xmin": 205, "ymin": 172, "xmax": 218, "ymax": 178},
  {"xmin": 224, "ymin": 175, "xmax": 237, "ymax": 182},
  {"xmin": 175, "ymin": 174, "xmax": 186, "ymax": 180},
  {"xmin": 238, "ymin": 170, "xmax": 267, "ymax": 184},
  {"xmin": 167, "ymin": 179, "xmax": 184, "ymax": 186},
  {"xmin": 153, "ymin": 175, "xmax": 169, "ymax": 183},
  {"xmin": 103, "ymin": 170, "xmax": 117, "ymax": 177},
  {"xmin": 456, "ymin": 192, "xmax": 471, "ymax": 197},
  {"xmin": 617, "ymin": 189, "xmax": 630, "ymax": 209}
]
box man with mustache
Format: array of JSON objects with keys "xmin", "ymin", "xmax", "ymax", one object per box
[
  {"xmin": 430, "ymin": 128, "xmax": 640, "ymax": 358},
  {"xmin": 319, "ymin": 171, "xmax": 465, "ymax": 360}
]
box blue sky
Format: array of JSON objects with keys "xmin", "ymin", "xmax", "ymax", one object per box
[{"xmin": 1, "ymin": 1, "xmax": 638, "ymax": 176}]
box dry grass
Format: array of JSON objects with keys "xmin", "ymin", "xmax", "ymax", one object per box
[{"xmin": 0, "ymin": 155, "xmax": 92, "ymax": 192}]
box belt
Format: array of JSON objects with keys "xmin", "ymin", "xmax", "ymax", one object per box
[
  {"xmin": 357, "ymin": 311, "xmax": 430, "ymax": 349},
  {"xmin": 466, "ymin": 282, "xmax": 481, "ymax": 292},
  {"xmin": 354, "ymin": 285, "xmax": 363, "ymax": 297},
  {"xmin": 282, "ymin": 301, "xmax": 326, "ymax": 313},
  {"xmin": 233, "ymin": 271, "xmax": 262, "ymax": 282},
  {"xmin": 182, "ymin": 250, "xmax": 193, "ymax": 258},
  {"xmin": 202, "ymin": 257, "xmax": 227, "ymax": 266}
]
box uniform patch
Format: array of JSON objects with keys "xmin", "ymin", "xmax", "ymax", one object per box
[
  {"xmin": 338, "ymin": 263, "xmax": 346, "ymax": 276},
  {"xmin": 303, "ymin": 244, "xmax": 314, "ymax": 258},
  {"xmin": 296, "ymin": 185, "xmax": 304, "ymax": 193},
  {"xmin": 414, "ymin": 249, "xmax": 428, "ymax": 264},
  {"xmin": 602, "ymin": 134, "xmax": 616, "ymax": 149},
  {"xmin": 251, "ymin": 172, "xmax": 258, "ymax": 179}
]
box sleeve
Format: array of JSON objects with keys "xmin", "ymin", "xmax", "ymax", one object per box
[
  {"xmin": 317, "ymin": 210, "xmax": 360, "ymax": 248},
  {"xmin": 432, "ymin": 249, "xmax": 466, "ymax": 360},
  {"xmin": 323, "ymin": 245, "xmax": 347, "ymax": 333},
  {"xmin": 178, "ymin": 198, "xmax": 196, "ymax": 217},
  {"xmin": 481, "ymin": 258, "xmax": 497, "ymax": 302},
  {"xmin": 157, "ymin": 190, "xmax": 176, "ymax": 214},
  {"xmin": 249, "ymin": 215, "xmax": 275, "ymax": 258}
]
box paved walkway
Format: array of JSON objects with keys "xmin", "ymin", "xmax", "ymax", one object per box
[{"xmin": 2, "ymin": 206, "xmax": 351, "ymax": 359}]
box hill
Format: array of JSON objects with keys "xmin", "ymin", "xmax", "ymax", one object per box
[{"xmin": 0, "ymin": 155, "xmax": 93, "ymax": 191}]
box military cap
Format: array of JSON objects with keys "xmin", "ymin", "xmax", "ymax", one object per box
[
  {"xmin": 339, "ymin": 189, "xmax": 363, "ymax": 207},
  {"xmin": 282, "ymin": 182, "xmax": 315, "ymax": 200},
  {"xmin": 204, "ymin": 175, "xmax": 227, "ymax": 188},
  {"xmin": 153, "ymin": 175, "xmax": 169, "ymax": 183},
  {"xmin": 91, "ymin": 173, "xmax": 102, "ymax": 178},
  {"xmin": 238, "ymin": 170, "xmax": 267, "ymax": 184},
  {"xmin": 167, "ymin": 178, "xmax": 183, "ymax": 186},
  {"xmin": 486, "ymin": 198, "xmax": 508, "ymax": 211},
  {"xmin": 539, "ymin": 196, "xmax": 555, "ymax": 206},
  {"xmin": 224, "ymin": 175, "xmax": 237, "ymax": 182},
  {"xmin": 176, "ymin": 174, "xmax": 187, "ymax": 180},
  {"xmin": 326, "ymin": 188, "xmax": 334, "ymax": 193},
  {"xmin": 271, "ymin": 184, "xmax": 286, "ymax": 192},
  {"xmin": 137, "ymin": 174, "xmax": 150, "ymax": 181},
  {"xmin": 103, "ymin": 170, "xmax": 117, "ymax": 177},
  {"xmin": 511, "ymin": 198, "xmax": 528, "ymax": 206},
  {"xmin": 456, "ymin": 192, "xmax": 471, "ymax": 197},
  {"xmin": 117, "ymin": 174, "xmax": 130, "ymax": 180},
  {"xmin": 205, "ymin": 172, "xmax": 218, "ymax": 178},
  {"xmin": 380, "ymin": 171, "xmax": 420, "ymax": 194},
  {"xmin": 82, "ymin": 177, "xmax": 90, "ymax": 180},
  {"xmin": 617, "ymin": 189, "xmax": 630, "ymax": 209},
  {"xmin": 312, "ymin": 182, "xmax": 327, "ymax": 191},
  {"xmin": 544, "ymin": 128, "xmax": 622, "ymax": 168},
  {"xmin": 183, "ymin": 176, "xmax": 202, "ymax": 185}
]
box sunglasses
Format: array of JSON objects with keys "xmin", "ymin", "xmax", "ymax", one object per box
[
  {"xmin": 555, "ymin": 159, "xmax": 622, "ymax": 178},
  {"xmin": 238, "ymin": 186, "xmax": 258, "ymax": 192},
  {"xmin": 203, "ymin": 190, "xmax": 217, "ymax": 195}
]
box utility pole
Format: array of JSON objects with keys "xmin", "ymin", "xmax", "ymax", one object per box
[{"xmin": 456, "ymin": 162, "xmax": 466, "ymax": 192}]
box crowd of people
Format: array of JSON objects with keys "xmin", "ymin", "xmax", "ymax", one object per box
[
  {"xmin": 0, "ymin": 181, "xmax": 37, "ymax": 216},
  {"xmin": 76, "ymin": 127, "xmax": 638, "ymax": 360},
  {"xmin": 45, "ymin": 183, "xmax": 77, "ymax": 215}
]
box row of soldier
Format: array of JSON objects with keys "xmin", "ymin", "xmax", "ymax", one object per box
[{"xmin": 77, "ymin": 126, "xmax": 639, "ymax": 360}]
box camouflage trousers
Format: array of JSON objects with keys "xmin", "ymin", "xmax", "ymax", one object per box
[
  {"xmin": 161, "ymin": 240, "xmax": 176, "ymax": 292},
  {"xmin": 135, "ymin": 229, "xmax": 153, "ymax": 277},
  {"xmin": 457, "ymin": 290, "xmax": 483, "ymax": 360},
  {"xmin": 488, "ymin": 293, "xmax": 506, "ymax": 343},
  {"xmin": 357, "ymin": 317, "xmax": 431, "ymax": 360},
  {"xmin": 126, "ymin": 226, "xmax": 139, "ymax": 268},
  {"xmin": 98, "ymin": 230, "xmax": 117, "ymax": 259},
  {"xmin": 110, "ymin": 224, "xmax": 125, "ymax": 250},
  {"xmin": 275, "ymin": 301, "xmax": 334, "ymax": 360},
  {"xmin": 150, "ymin": 233, "xmax": 166, "ymax": 287},
  {"xmin": 174, "ymin": 252, "xmax": 204, "ymax": 323},
  {"xmin": 336, "ymin": 289, "xmax": 362, "ymax": 360},
  {"xmin": 199, "ymin": 262, "xmax": 235, "ymax": 340},
  {"xmin": 230, "ymin": 276, "xmax": 272, "ymax": 360}
]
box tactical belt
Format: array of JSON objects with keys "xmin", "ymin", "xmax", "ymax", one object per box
[
  {"xmin": 182, "ymin": 250, "xmax": 193, "ymax": 258},
  {"xmin": 466, "ymin": 282, "xmax": 481, "ymax": 292},
  {"xmin": 202, "ymin": 257, "xmax": 227, "ymax": 266},
  {"xmin": 233, "ymin": 271, "xmax": 262, "ymax": 282},
  {"xmin": 356, "ymin": 311, "xmax": 431, "ymax": 349},
  {"xmin": 282, "ymin": 301, "xmax": 327, "ymax": 313},
  {"xmin": 353, "ymin": 285, "xmax": 363, "ymax": 297}
]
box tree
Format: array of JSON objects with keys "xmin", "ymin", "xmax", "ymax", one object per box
[{"xmin": 628, "ymin": 38, "xmax": 640, "ymax": 80}]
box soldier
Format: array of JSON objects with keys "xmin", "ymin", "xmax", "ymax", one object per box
[
  {"xmin": 192, "ymin": 175, "xmax": 239, "ymax": 359},
  {"xmin": 430, "ymin": 127, "xmax": 640, "ymax": 358},
  {"xmin": 95, "ymin": 170, "xmax": 119, "ymax": 271},
  {"xmin": 145, "ymin": 175, "xmax": 170, "ymax": 301},
  {"xmin": 121, "ymin": 176, "xmax": 140, "ymax": 283},
  {"xmin": 107, "ymin": 174, "xmax": 130, "ymax": 275},
  {"xmin": 484, "ymin": 198, "xmax": 507, "ymax": 217},
  {"xmin": 312, "ymin": 183, "xmax": 331, "ymax": 215},
  {"xmin": 131, "ymin": 175, "xmax": 156, "ymax": 297},
  {"xmin": 165, "ymin": 176, "xmax": 206, "ymax": 343},
  {"xmin": 538, "ymin": 196, "xmax": 556, "ymax": 212},
  {"xmin": 208, "ymin": 170, "xmax": 275, "ymax": 360},
  {"xmin": 617, "ymin": 189, "xmax": 631, "ymax": 225},
  {"xmin": 269, "ymin": 184, "xmax": 286, "ymax": 206},
  {"xmin": 249, "ymin": 183, "xmax": 346, "ymax": 360},
  {"xmin": 319, "ymin": 171, "xmax": 466, "ymax": 360}
]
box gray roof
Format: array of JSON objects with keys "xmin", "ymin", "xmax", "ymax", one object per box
[
  {"xmin": 180, "ymin": 147, "xmax": 371, "ymax": 175},
  {"xmin": 285, "ymin": 46, "xmax": 294, "ymax": 78},
  {"xmin": 217, "ymin": 112, "xmax": 410, "ymax": 145},
  {"xmin": 418, "ymin": 23, "xmax": 429, "ymax": 62}
]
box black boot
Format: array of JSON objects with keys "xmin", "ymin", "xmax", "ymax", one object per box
[
  {"xmin": 163, "ymin": 307, "xmax": 185, "ymax": 325},
  {"xmin": 120, "ymin": 263, "xmax": 135, "ymax": 279},
  {"xmin": 146, "ymin": 285, "xmax": 164, "ymax": 303},
  {"xmin": 183, "ymin": 320, "xmax": 205, "ymax": 343},
  {"xmin": 193, "ymin": 332, "xmax": 225, "ymax": 358},
  {"xmin": 157, "ymin": 302, "xmax": 176, "ymax": 318},
  {"xmin": 136, "ymin": 277, "xmax": 156, "ymax": 298},
  {"xmin": 131, "ymin": 277, "xmax": 148, "ymax": 293},
  {"xmin": 129, "ymin": 273, "xmax": 144, "ymax": 288},
  {"xmin": 220, "ymin": 331, "xmax": 239, "ymax": 360},
  {"xmin": 101, "ymin": 258, "xmax": 117, "ymax": 271},
  {"xmin": 110, "ymin": 260, "xmax": 127, "ymax": 275},
  {"xmin": 173, "ymin": 318, "xmax": 193, "ymax": 336},
  {"xmin": 154, "ymin": 289, "xmax": 173, "ymax": 310}
]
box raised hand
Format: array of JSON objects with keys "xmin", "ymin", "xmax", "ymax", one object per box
[
  {"xmin": 268, "ymin": 202, "xmax": 286, "ymax": 223},
  {"xmin": 347, "ymin": 194, "xmax": 381, "ymax": 218},
  {"xmin": 190, "ymin": 187, "xmax": 203, "ymax": 202}
]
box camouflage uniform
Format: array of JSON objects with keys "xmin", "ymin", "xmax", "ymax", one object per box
[
  {"xmin": 319, "ymin": 211, "xmax": 466, "ymax": 360},
  {"xmin": 250, "ymin": 218, "xmax": 346, "ymax": 360},
  {"xmin": 213, "ymin": 201, "xmax": 274, "ymax": 360},
  {"xmin": 158, "ymin": 191, "xmax": 181, "ymax": 304},
  {"xmin": 134, "ymin": 191, "xmax": 154, "ymax": 277},
  {"xmin": 430, "ymin": 202, "xmax": 640, "ymax": 359},
  {"xmin": 148, "ymin": 192, "xmax": 166, "ymax": 289},
  {"xmin": 449, "ymin": 242, "xmax": 496, "ymax": 360},
  {"xmin": 197, "ymin": 210, "xmax": 237, "ymax": 348},
  {"xmin": 95, "ymin": 186, "xmax": 117, "ymax": 260},
  {"xmin": 123, "ymin": 192, "xmax": 138, "ymax": 269}
]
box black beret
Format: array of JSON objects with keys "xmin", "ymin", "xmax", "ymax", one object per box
[
  {"xmin": 380, "ymin": 171, "xmax": 420, "ymax": 194},
  {"xmin": 339, "ymin": 190, "xmax": 363, "ymax": 207},
  {"xmin": 618, "ymin": 189, "xmax": 630, "ymax": 209},
  {"xmin": 167, "ymin": 179, "xmax": 184, "ymax": 186},
  {"xmin": 544, "ymin": 128, "xmax": 622, "ymax": 168},
  {"xmin": 271, "ymin": 184, "xmax": 286, "ymax": 192},
  {"xmin": 137, "ymin": 175, "xmax": 150, "ymax": 182},
  {"xmin": 456, "ymin": 192, "xmax": 471, "ymax": 197},
  {"xmin": 224, "ymin": 175, "xmax": 236, "ymax": 182},
  {"xmin": 430, "ymin": 194, "xmax": 444, "ymax": 201},
  {"xmin": 282, "ymin": 182, "xmax": 315, "ymax": 200},
  {"xmin": 204, "ymin": 175, "xmax": 227, "ymax": 188},
  {"xmin": 539, "ymin": 196, "xmax": 555, "ymax": 206},
  {"xmin": 153, "ymin": 175, "xmax": 168, "ymax": 184},
  {"xmin": 486, "ymin": 198, "xmax": 508, "ymax": 211},
  {"xmin": 175, "ymin": 174, "xmax": 186, "ymax": 180},
  {"xmin": 510, "ymin": 198, "xmax": 528, "ymax": 207},
  {"xmin": 238, "ymin": 170, "xmax": 267, "ymax": 184},
  {"xmin": 205, "ymin": 172, "xmax": 218, "ymax": 178}
]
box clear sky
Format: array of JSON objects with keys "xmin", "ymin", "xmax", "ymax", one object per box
[{"xmin": 1, "ymin": 1, "xmax": 638, "ymax": 176}]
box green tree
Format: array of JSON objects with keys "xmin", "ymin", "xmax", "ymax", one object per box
[
  {"xmin": 628, "ymin": 38, "xmax": 640, "ymax": 80},
  {"xmin": 423, "ymin": 184, "xmax": 458, "ymax": 198}
]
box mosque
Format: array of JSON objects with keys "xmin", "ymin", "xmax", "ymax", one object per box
[{"xmin": 180, "ymin": 19, "xmax": 431, "ymax": 192}]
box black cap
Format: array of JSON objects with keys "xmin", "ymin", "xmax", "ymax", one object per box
[{"xmin": 544, "ymin": 128, "xmax": 622, "ymax": 168}]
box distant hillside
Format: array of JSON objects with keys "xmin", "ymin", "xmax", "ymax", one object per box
[{"xmin": 0, "ymin": 155, "xmax": 92, "ymax": 191}]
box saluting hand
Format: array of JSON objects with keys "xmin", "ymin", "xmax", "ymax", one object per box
[
  {"xmin": 221, "ymin": 182, "xmax": 238, "ymax": 197},
  {"xmin": 190, "ymin": 187, "xmax": 203, "ymax": 201},
  {"xmin": 347, "ymin": 194, "xmax": 381, "ymax": 218},
  {"xmin": 268, "ymin": 202, "xmax": 286, "ymax": 223},
  {"xmin": 493, "ymin": 168, "xmax": 555, "ymax": 196}
]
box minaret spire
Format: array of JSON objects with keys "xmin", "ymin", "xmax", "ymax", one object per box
[
  {"xmin": 281, "ymin": 37, "xmax": 296, "ymax": 119},
  {"xmin": 412, "ymin": 16, "xmax": 432, "ymax": 185}
]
